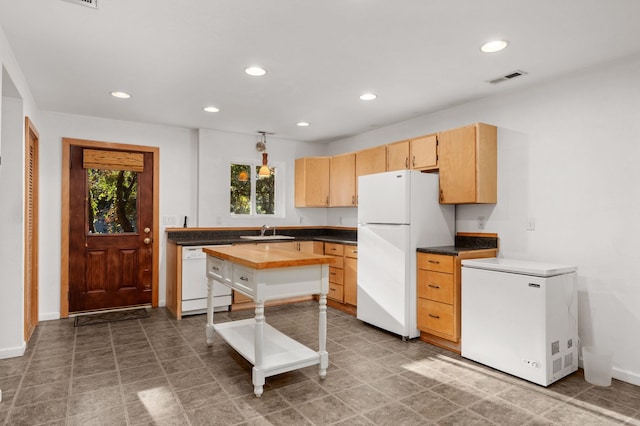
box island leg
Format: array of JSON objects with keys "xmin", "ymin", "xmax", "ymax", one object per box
[
  {"xmin": 318, "ymin": 293, "xmax": 328, "ymax": 379},
  {"xmin": 252, "ymin": 301, "xmax": 266, "ymax": 397},
  {"xmin": 206, "ymin": 277, "xmax": 215, "ymax": 346}
]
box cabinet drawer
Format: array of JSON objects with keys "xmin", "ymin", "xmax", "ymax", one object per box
[
  {"xmin": 329, "ymin": 266, "xmax": 344, "ymax": 284},
  {"xmin": 344, "ymin": 245, "xmax": 358, "ymax": 259},
  {"xmin": 207, "ymin": 257, "xmax": 226, "ymax": 281},
  {"xmin": 417, "ymin": 299, "xmax": 454, "ymax": 337},
  {"xmin": 232, "ymin": 265, "xmax": 255, "ymax": 296},
  {"xmin": 417, "ymin": 253, "xmax": 454, "ymax": 273},
  {"xmin": 327, "ymin": 283, "xmax": 344, "ymax": 302},
  {"xmin": 327, "ymin": 255, "xmax": 343, "ymax": 268},
  {"xmin": 417, "ymin": 269, "xmax": 454, "ymax": 304},
  {"xmin": 325, "ymin": 243, "xmax": 344, "ymax": 256}
]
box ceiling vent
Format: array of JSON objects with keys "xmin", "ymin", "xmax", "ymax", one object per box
[
  {"xmin": 488, "ymin": 70, "xmax": 528, "ymax": 85},
  {"xmin": 60, "ymin": 0, "xmax": 98, "ymax": 9}
]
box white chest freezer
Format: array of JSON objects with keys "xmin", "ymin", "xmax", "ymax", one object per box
[{"xmin": 461, "ymin": 258, "xmax": 578, "ymax": 386}]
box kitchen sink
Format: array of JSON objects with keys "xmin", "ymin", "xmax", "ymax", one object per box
[{"xmin": 239, "ymin": 235, "xmax": 296, "ymax": 241}]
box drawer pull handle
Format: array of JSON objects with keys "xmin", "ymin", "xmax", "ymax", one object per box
[
  {"xmin": 240, "ymin": 276, "xmax": 249, "ymax": 281},
  {"xmin": 211, "ymin": 266, "xmax": 219, "ymax": 271},
  {"xmin": 331, "ymin": 248, "xmax": 337, "ymax": 251},
  {"xmin": 428, "ymin": 260, "xmax": 440, "ymax": 264},
  {"xmin": 330, "ymin": 272, "xmax": 336, "ymax": 275},
  {"xmin": 428, "ymin": 313, "xmax": 440, "ymax": 319},
  {"xmin": 428, "ymin": 284, "xmax": 440, "ymax": 289},
  {"xmin": 353, "ymin": 250, "xmax": 358, "ymax": 254}
]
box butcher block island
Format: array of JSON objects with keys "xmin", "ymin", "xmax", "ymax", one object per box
[{"xmin": 202, "ymin": 245, "xmax": 335, "ymax": 397}]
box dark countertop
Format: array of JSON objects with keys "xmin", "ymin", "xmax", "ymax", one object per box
[
  {"xmin": 417, "ymin": 234, "xmax": 499, "ymax": 256},
  {"xmin": 167, "ymin": 228, "xmax": 357, "ymax": 246}
]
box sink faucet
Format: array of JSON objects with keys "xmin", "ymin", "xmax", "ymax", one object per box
[{"xmin": 260, "ymin": 224, "xmax": 276, "ymax": 236}]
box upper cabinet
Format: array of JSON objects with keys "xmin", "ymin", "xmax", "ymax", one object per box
[
  {"xmin": 386, "ymin": 134, "xmax": 438, "ymax": 171},
  {"xmin": 355, "ymin": 146, "xmax": 387, "ymax": 199},
  {"xmin": 438, "ymin": 123, "xmax": 497, "ymax": 204},
  {"xmin": 386, "ymin": 140, "xmax": 410, "ymax": 171},
  {"xmin": 295, "ymin": 157, "xmax": 330, "ymax": 207},
  {"xmin": 330, "ymin": 152, "xmax": 356, "ymax": 207},
  {"xmin": 295, "ymin": 122, "xmax": 497, "ymax": 207},
  {"xmin": 356, "ymin": 146, "xmax": 387, "ymax": 177}
]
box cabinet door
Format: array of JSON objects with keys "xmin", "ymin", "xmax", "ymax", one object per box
[
  {"xmin": 356, "ymin": 146, "xmax": 387, "ymax": 178},
  {"xmin": 438, "ymin": 123, "xmax": 497, "ymax": 204},
  {"xmin": 295, "ymin": 157, "xmax": 330, "ymax": 207},
  {"xmin": 387, "ymin": 140, "xmax": 410, "ymax": 171},
  {"xmin": 330, "ymin": 153, "xmax": 356, "ymax": 207},
  {"xmin": 410, "ymin": 134, "xmax": 438, "ymax": 170},
  {"xmin": 295, "ymin": 241, "xmax": 315, "ymax": 253},
  {"xmin": 344, "ymin": 256, "xmax": 357, "ymax": 306}
]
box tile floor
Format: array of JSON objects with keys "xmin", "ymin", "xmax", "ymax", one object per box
[{"xmin": 1, "ymin": 302, "xmax": 639, "ymax": 425}]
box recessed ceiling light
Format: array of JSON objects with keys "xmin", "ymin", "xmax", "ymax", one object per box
[
  {"xmin": 360, "ymin": 93, "xmax": 377, "ymax": 101},
  {"xmin": 110, "ymin": 91, "xmax": 131, "ymax": 99},
  {"xmin": 296, "ymin": 121, "xmax": 310, "ymax": 127},
  {"xmin": 481, "ymin": 40, "xmax": 509, "ymax": 53},
  {"xmin": 245, "ymin": 66, "xmax": 267, "ymax": 77},
  {"xmin": 203, "ymin": 106, "xmax": 220, "ymax": 113}
]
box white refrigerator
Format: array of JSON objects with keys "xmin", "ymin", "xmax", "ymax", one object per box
[{"xmin": 357, "ymin": 170, "xmax": 455, "ymax": 339}]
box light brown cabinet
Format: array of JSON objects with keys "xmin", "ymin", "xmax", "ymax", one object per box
[
  {"xmin": 410, "ymin": 134, "xmax": 438, "ymax": 171},
  {"xmin": 417, "ymin": 253, "xmax": 456, "ymax": 341},
  {"xmin": 386, "ymin": 140, "xmax": 410, "ymax": 171},
  {"xmin": 387, "ymin": 134, "xmax": 438, "ymax": 171},
  {"xmin": 323, "ymin": 242, "xmax": 358, "ymax": 307},
  {"xmin": 343, "ymin": 245, "xmax": 358, "ymax": 306},
  {"xmin": 438, "ymin": 123, "xmax": 497, "ymax": 204},
  {"xmin": 416, "ymin": 247, "xmax": 498, "ymax": 353},
  {"xmin": 330, "ymin": 152, "xmax": 356, "ymax": 207},
  {"xmin": 356, "ymin": 146, "xmax": 387, "ymax": 179},
  {"xmin": 295, "ymin": 157, "xmax": 330, "ymax": 207}
]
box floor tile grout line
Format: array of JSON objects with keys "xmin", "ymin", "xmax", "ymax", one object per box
[{"xmin": 110, "ymin": 320, "xmax": 132, "ymax": 426}]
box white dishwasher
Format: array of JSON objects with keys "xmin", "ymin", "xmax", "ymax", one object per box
[
  {"xmin": 461, "ymin": 257, "xmax": 578, "ymax": 386},
  {"xmin": 182, "ymin": 245, "xmax": 231, "ymax": 315}
]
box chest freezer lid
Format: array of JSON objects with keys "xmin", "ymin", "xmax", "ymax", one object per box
[{"xmin": 461, "ymin": 257, "xmax": 576, "ymax": 277}]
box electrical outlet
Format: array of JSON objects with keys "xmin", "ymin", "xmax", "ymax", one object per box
[
  {"xmin": 477, "ymin": 216, "xmax": 486, "ymax": 229},
  {"xmin": 527, "ymin": 217, "xmax": 536, "ymax": 231},
  {"xmin": 162, "ymin": 216, "xmax": 177, "ymax": 226},
  {"xmin": 299, "ymin": 217, "xmax": 304, "ymax": 224}
]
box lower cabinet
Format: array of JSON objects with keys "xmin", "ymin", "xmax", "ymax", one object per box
[
  {"xmin": 324, "ymin": 242, "xmax": 358, "ymax": 311},
  {"xmin": 416, "ymin": 248, "xmax": 497, "ymax": 353}
]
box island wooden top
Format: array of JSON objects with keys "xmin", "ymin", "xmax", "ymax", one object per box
[{"xmin": 203, "ymin": 245, "xmax": 335, "ymax": 270}]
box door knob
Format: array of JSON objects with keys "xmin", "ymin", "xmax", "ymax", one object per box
[
  {"xmin": 144, "ymin": 227, "xmax": 151, "ymax": 234},
  {"xmin": 143, "ymin": 237, "xmax": 151, "ymax": 245}
]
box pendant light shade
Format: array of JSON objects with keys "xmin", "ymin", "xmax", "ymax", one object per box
[
  {"xmin": 258, "ymin": 152, "xmax": 271, "ymax": 177},
  {"xmin": 238, "ymin": 170, "xmax": 249, "ymax": 181}
]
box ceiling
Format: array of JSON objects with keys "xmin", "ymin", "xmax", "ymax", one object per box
[{"xmin": 1, "ymin": 0, "xmax": 640, "ymax": 143}]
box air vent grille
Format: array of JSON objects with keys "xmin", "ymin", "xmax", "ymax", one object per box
[
  {"xmin": 488, "ymin": 70, "xmax": 528, "ymax": 85},
  {"xmin": 60, "ymin": 0, "xmax": 98, "ymax": 9}
]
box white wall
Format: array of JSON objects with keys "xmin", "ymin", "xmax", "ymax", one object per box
[
  {"xmin": 37, "ymin": 112, "xmax": 199, "ymax": 318},
  {"xmin": 197, "ymin": 128, "xmax": 327, "ymax": 227},
  {"xmin": 327, "ymin": 55, "xmax": 640, "ymax": 385},
  {"xmin": 0, "ymin": 96, "xmax": 25, "ymax": 358},
  {"xmin": 0, "ymin": 25, "xmax": 40, "ymax": 358}
]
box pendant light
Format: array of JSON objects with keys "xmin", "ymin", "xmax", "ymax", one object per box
[{"xmin": 257, "ymin": 131, "xmax": 271, "ymax": 177}]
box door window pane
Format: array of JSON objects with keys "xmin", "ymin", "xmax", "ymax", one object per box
[{"xmin": 88, "ymin": 168, "xmax": 138, "ymax": 233}]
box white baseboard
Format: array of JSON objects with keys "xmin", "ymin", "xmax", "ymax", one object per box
[
  {"xmin": 579, "ymin": 359, "xmax": 640, "ymax": 386},
  {"xmin": 39, "ymin": 312, "xmax": 61, "ymax": 321},
  {"xmin": 612, "ymin": 368, "xmax": 640, "ymax": 386},
  {"xmin": 0, "ymin": 343, "xmax": 26, "ymax": 359}
]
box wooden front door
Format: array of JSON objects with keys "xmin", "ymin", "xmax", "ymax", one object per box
[{"xmin": 67, "ymin": 144, "xmax": 155, "ymax": 312}]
